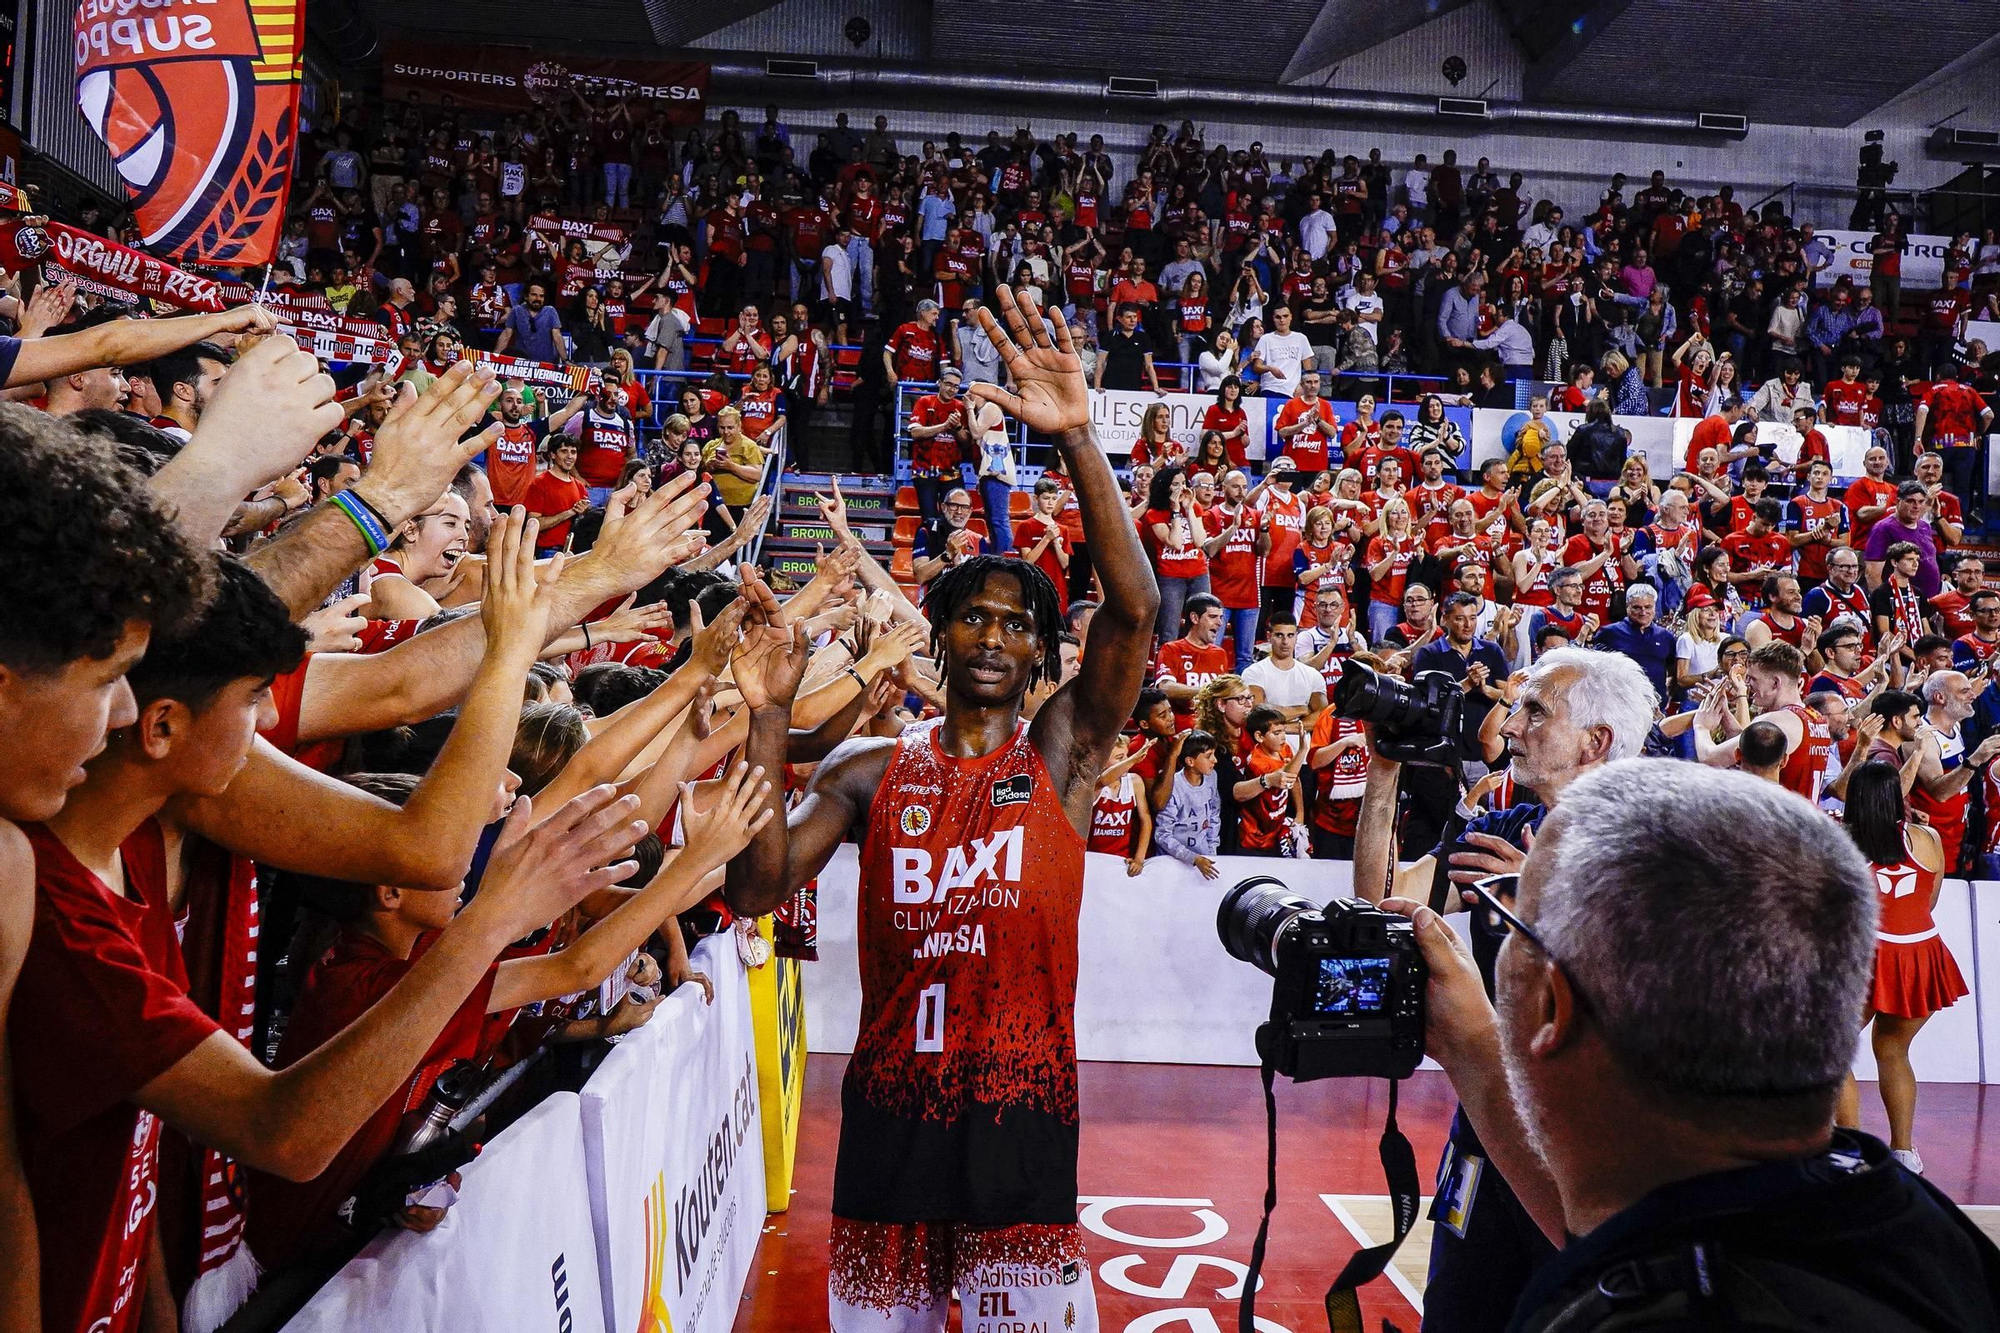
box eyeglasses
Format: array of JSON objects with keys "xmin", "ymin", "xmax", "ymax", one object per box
[{"xmin": 1466, "ymin": 874, "xmax": 1593, "ymax": 1014}]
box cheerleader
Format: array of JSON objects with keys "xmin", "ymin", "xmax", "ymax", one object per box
[{"xmin": 1837, "ymin": 759, "xmax": 1969, "ymax": 1174}]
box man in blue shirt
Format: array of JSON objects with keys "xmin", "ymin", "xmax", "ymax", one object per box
[
  {"xmin": 496, "ymin": 280, "xmax": 565, "ymax": 364},
  {"xmin": 1414, "ymin": 591, "xmax": 1514, "ymax": 766},
  {"xmin": 1591, "ymin": 583, "xmax": 1678, "ymax": 702}
]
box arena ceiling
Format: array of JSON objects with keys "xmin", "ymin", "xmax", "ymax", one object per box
[{"xmin": 361, "ymin": 0, "xmax": 2000, "ymax": 128}]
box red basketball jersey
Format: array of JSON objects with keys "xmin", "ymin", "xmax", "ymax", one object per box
[
  {"xmin": 839, "ymin": 719, "xmax": 1086, "ymax": 1224},
  {"xmin": 1778, "ymin": 702, "xmax": 1834, "ymax": 804}
]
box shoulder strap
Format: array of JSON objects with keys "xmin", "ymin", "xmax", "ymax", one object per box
[{"xmin": 1526, "ymin": 1242, "xmax": 1938, "ymax": 1333}]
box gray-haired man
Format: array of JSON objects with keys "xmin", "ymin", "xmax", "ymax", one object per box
[
  {"xmin": 1383, "ymin": 760, "xmax": 2000, "ymax": 1330},
  {"xmin": 1352, "ymin": 646, "xmax": 1658, "ymax": 1329}
]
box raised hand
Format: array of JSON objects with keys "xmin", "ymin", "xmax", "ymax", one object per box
[
  {"xmin": 187, "ymin": 333, "xmax": 344, "ymax": 489},
  {"xmin": 16, "ymin": 278, "xmax": 76, "ymax": 338},
  {"xmin": 591, "ymin": 596, "xmax": 679, "ymax": 646},
  {"xmin": 579, "ymin": 469, "xmax": 711, "ymax": 596},
  {"xmin": 859, "ymin": 619, "xmax": 929, "ymax": 676},
  {"xmin": 300, "ymin": 593, "xmax": 368, "ymax": 654},
  {"xmin": 483, "ymin": 507, "xmax": 562, "ymax": 661},
  {"xmin": 687, "ymin": 597, "xmax": 748, "ymax": 677},
  {"xmin": 733, "ymin": 621, "xmax": 810, "ymax": 712},
  {"xmin": 677, "ymin": 762, "xmax": 777, "ymax": 872},
  {"xmin": 467, "ymin": 785, "xmax": 648, "ymax": 943},
  {"xmin": 359, "ymin": 363, "xmax": 504, "ymax": 526},
  {"xmin": 964, "ymin": 286, "xmax": 1090, "ymax": 436}
]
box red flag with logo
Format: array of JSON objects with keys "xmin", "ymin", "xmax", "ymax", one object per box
[{"xmin": 74, "ymin": 0, "xmax": 306, "ymax": 265}]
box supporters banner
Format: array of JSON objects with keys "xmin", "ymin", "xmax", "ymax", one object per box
[
  {"xmin": 0, "ymin": 219, "xmax": 226, "ymax": 309},
  {"xmin": 0, "ymin": 180, "xmax": 30, "ymax": 213},
  {"xmin": 1816, "ymin": 229, "xmax": 1952, "ymax": 290},
  {"xmin": 281, "ymin": 1092, "xmax": 608, "ymax": 1333},
  {"xmin": 1091, "ymin": 389, "xmax": 1272, "ymax": 462},
  {"xmin": 580, "ymin": 934, "xmax": 765, "ymax": 1333},
  {"xmin": 746, "ymin": 917, "xmax": 806, "ymax": 1213},
  {"xmin": 383, "ymin": 38, "xmax": 707, "ymax": 120},
  {"xmin": 75, "ymin": 0, "xmax": 306, "ymax": 264}
]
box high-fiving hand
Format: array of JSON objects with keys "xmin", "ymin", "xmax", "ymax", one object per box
[{"xmin": 965, "ymin": 286, "xmax": 1090, "ymax": 436}]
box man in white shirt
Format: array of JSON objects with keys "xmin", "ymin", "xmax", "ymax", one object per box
[
  {"xmin": 1403, "ymin": 153, "xmax": 1430, "ymax": 220},
  {"xmin": 820, "ymin": 225, "xmax": 856, "ymax": 342},
  {"xmin": 1338, "ymin": 272, "xmax": 1385, "ymax": 346},
  {"xmin": 1523, "ymin": 207, "xmax": 1562, "ymax": 257},
  {"xmin": 1251, "ymin": 304, "xmax": 1315, "ymax": 400},
  {"xmin": 1298, "ymin": 192, "xmax": 1336, "ymax": 261},
  {"xmin": 1243, "ymin": 608, "xmax": 1327, "ymax": 750}
]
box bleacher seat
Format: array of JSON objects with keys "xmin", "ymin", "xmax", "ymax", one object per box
[
  {"xmin": 890, "ymin": 546, "xmax": 914, "ymax": 581},
  {"xmin": 1009, "ymin": 491, "xmax": 1033, "ymax": 518},
  {"xmin": 894, "ymin": 514, "xmax": 920, "ymax": 543},
  {"xmin": 895, "ymin": 486, "xmax": 919, "ymax": 515}
]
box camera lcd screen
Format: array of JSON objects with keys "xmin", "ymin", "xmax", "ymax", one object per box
[{"xmin": 1313, "ymin": 957, "xmax": 1391, "ymax": 1017}]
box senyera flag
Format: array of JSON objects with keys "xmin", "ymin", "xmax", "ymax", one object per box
[{"xmin": 74, "ymin": 0, "xmax": 307, "ymax": 265}]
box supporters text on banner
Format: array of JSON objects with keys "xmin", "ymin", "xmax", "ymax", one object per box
[
  {"xmin": 383, "ymin": 38, "xmax": 708, "ymax": 120},
  {"xmin": 75, "ymin": 0, "xmax": 307, "ymax": 265}
]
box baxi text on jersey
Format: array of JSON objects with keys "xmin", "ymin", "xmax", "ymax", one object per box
[{"xmin": 891, "ymin": 827, "xmax": 1024, "ymax": 905}]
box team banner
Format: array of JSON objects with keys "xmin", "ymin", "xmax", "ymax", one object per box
[
  {"xmin": 278, "ymin": 320, "xmax": 596, "ymax": 397},
  {"xmin": 0, "ymin": 219, "xmax": 226, "ymax": 309},
  {"xmin": 383, "ymin": 38, "xmax": 708, "ymax": 119},
  {"xmin": 281, "ymin": 1092, "xmax": 609, "ymax": 1333},
  {"xmin": 529, "ymin": 213, "xmax": 630, "ymax": 249},
  {"xmin": 581, "ymin": 934, "xmax": 765, "ymax": 1333},
  {"xmin": 75, "ymin": 0, "xmax": 307, "ymax": 264}
]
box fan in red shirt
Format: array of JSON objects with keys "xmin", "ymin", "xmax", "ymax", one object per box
[
  {"xmin": 1560, "ymin": 500, "xmax": 1633, "ymax": 623},
  {"xmin": 1822, "ymin": 359, "xmax": 1871, "ymax": 427},
  {"xmin": 525, "ymin": 439, "xmax": 592, "ymax": 552},
  {"xmin": 1271, "ymin": 370, "xmax": 1338, "ymax": 474},
  {"xmin": 1364, "ymin": 499, "xmax": 1423, "ymax": 635},
  {"xmin": 1205, "ymin": 472, "xmax": 1267, "ymax": 660},
  {"xmin": 1407, "ymin": 448, "xmax": 1464, "ymax": 543},
  {"xmin": 1013, "ymin": 477, "xmax": 1072, "ymax": 593},
  {"xmin": 1257, "ymin": 470, "xmax": 1309, "ymax": 628},
  {"xmin": 886, "ymin": 300, "xmax": 945, "ymax": 383},
  {"xmin": 482, "ymin": 385, "xmax": 571, "ymax": 508},
  {"xmin": 1720, "ymin": 499, "xmax": 1795, "ymax": 608},
  {"xmin": 906, "ymin": 371, "xmax": 972, "ymax": 488},
  {"xmin": 1844, "ymin": 446, "xmax": 1900, "ymax": 550},
  {"xmin": 1344, "ymin": 407, "xmax": 1417, "ymax": 482},
  {"xmin": 1238, "ymin": 708, "xmax": 1305, "ymax": 855},
  {"xmin": 1156, "ymin": 595, "xmax": 1231, "ymax": 725},
  {"xmin": 1201, "ymin": 381, "xmax": 1251, "ymax": 468}
]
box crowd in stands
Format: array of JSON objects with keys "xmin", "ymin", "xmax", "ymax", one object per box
[{"xmin": 0, "ymin": 86, "xmax": 1996, "ymax": 1333}]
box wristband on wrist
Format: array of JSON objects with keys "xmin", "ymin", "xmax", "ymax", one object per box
[
  {"xmin": 582, "ymin": 623, "xmax": 593, "ymax": 649},
  {"xmin": 845, "ymin": 665, "xmax": 867, "ymax": 689},
  {"xmin": 329, "ymin": 490, "xmax": 390, "ymax": 557},
  {"xmin": 347, "ymin": 488, "xmax": 394, "ymax": 531}
]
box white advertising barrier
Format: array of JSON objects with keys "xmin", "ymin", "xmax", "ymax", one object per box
[
  {"xmin": 282, "ymin": 1092, "xmax": 607, "ymax": 1333},
  {"xmin": 1816, "ymin": 229, "xmax": 1952, "ymax": 290},
  {"xmin": 1468, "ymin": 407, "xmax": 1681, "ymax": 480},
  {"xmin": 807, "ymin": 849, "xmax": 1989, "ymax": 1083},
  {"xmin": 1853, "ymin": 878, "xmax": 1982, "ymax": 1083},
  {"xmin": 1968, "ymin": 882, "xmax": 2000, "ymax": 1085},
  {"xmin": 1092, "ymin": 388, "xmax": 1272, "ymax": 462},
  {"xmin": 580, "ymin": 933, "xmax": 764, "ymax": 1333},
  {"xmin": 1470, "ymin": 407, "xmax": 1871, "ymax": 481}
]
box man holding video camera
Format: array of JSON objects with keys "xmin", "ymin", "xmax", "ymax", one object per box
[
  {"xmin": 1351, "ymin": 647, "xmax": 1656, "ymax": 1330},
  {"xmin": 1381, "ymin": 760, "xmax": 2000, "ymax": 1331}
]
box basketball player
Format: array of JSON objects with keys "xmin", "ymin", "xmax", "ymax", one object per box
[
  {"xmin": 726, "ymin": 287, "xmax": 1156, "ymax": 1333},
  {"xmin": 1694, "ymin": 640, "xmax": 1834, "ymax": 803}
]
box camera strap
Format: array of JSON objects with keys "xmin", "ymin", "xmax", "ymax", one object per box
[{"xmin": 1238, "ymin": 1066, "xmax": 1421, "ymax": 1333}]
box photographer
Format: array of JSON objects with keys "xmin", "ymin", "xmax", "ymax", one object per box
[
  {"xmin": 1382, "ymin": 760, "xmax": 2000, "ymax": 1331},
  {"xmin": 1351, "ymin": 647, "xmax": 1655, "ymax": 1330}
]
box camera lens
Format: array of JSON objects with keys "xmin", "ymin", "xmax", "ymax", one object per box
[
  {"xmin": 1333, "ymin": 661, "xmax": 1425, "ymax": 730},
  {"xmin": 1217, "ymin": 877, "xmax": 1321, "ymax": 977}
]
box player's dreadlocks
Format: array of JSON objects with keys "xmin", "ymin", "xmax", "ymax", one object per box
[{"xmin": 924, "ymin": 554, "xmax": 1066, "ymax": 689}]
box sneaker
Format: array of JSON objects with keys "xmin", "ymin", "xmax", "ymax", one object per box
[{"xmin": 1892, "ymin": 1148, "xmax": 1924, "ymax": 1174}]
